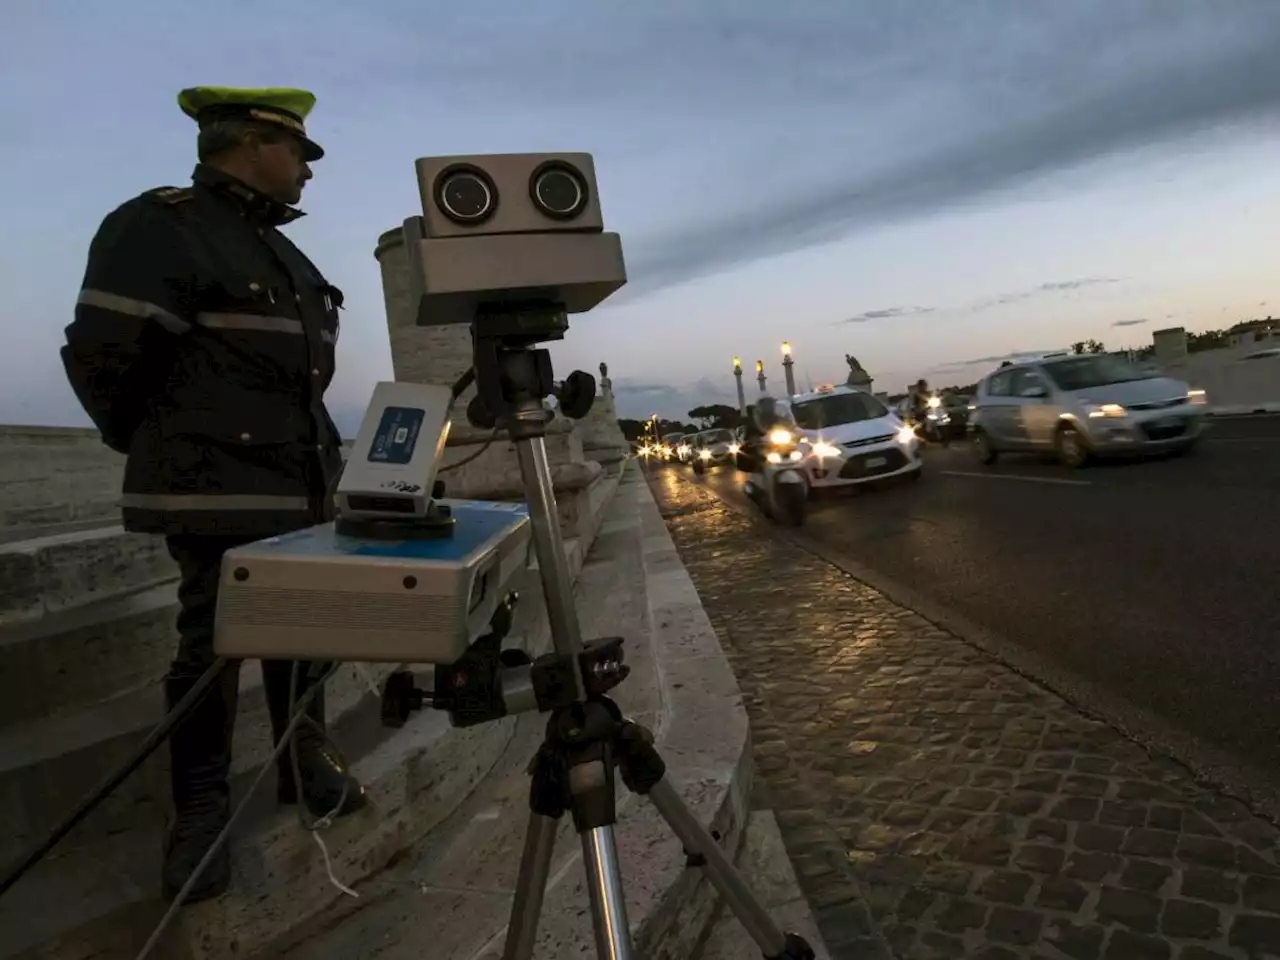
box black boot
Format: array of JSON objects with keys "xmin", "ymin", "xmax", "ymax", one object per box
[
  {"xmin": 261, "ymin": 660, "xmax": 367, "ymax": 819},
  {"xmin": 161, "ymin": 665, "xmax": 238, "ymax": 903}
]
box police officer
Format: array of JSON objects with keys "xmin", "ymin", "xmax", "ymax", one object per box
[{"xmin": 60, "ymin": 87, "xmax": 364, "ymax": 904}]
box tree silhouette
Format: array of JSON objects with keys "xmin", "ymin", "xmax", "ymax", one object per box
[{"xmin": 688, "ymin": 404, "xmax": 742, "ymax": 429}]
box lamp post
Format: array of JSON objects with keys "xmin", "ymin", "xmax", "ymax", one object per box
[
  {"xmin": 755, "ymin": 359, "xmax": 767, "ymax": 395},
  {"xmin": 732, "ymin": 356, "xmax": 746, "ymax": 415},
  {"xmin": 780, "ymin": 341, "xmax": 796, "ymax": 397}
]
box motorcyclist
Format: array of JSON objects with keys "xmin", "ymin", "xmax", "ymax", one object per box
[
  {"xmin": 737, "ymin": 396, "xmax": 789, "ymax": 478},
  {"xmin": 909, "ymin": 379, "xmax": 931, "ymax": 425}
]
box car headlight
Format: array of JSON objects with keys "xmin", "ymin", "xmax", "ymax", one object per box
[
  {"xmin": 699, "ymin": 449, "xmax": 712, "ymax": 460},
  {"xmin": 1187, "ymin": 388, "xmax": 1207, "ymax": 406},
  {"xmin": 1085, "ymin": 403, "xmax": 1126, "ymax": 419},
  {"xmin": 896, "ymin": 425, "xmax": 916, "ymax": 444},
  {"xmin": 811, "ymin": 441, "xmax": 842, "ymax": 458}
]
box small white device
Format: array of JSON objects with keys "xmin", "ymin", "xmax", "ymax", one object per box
[{"xmin": 336, "ymin": 381, "xmax": 453, "ymax": 523}]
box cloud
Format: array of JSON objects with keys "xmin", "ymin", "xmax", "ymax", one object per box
[
  {"xmin": 612, "ymin": 10, "xmax": 1280, "ymax": 297},
  {"xmin": 972, "ymin": 276, "xmax": 1124, "ymax": 310},
  {"xmin": 1038, "ymin": 277, "xmax": 1123, "ymax": 293},
  {"xmin": 930, "ymin": 349, "xmax": 1069, "ymax": 373},
  {"xmin": 839, "ymin": 278, "xmax": 1121, "ymax": 327},
  {"xmin": 842, "ymin": 305, "xmax": 936, "ymax": 324},
  {"xmin": 1112, "ymin": 317, "xmax": 1152, "ymax": 328}
]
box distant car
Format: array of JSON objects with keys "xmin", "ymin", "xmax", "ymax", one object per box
[
  {"xmin": 781, "ymin": 384, "xmax": 923, "ymax": 489},
  {"xmin": 691, "ymin": 428, "xmax": 736, "ymax": 474},
  {"xmin": 1239, "ymin": 348, "xmax": 1280, "ymax": 361},
  {"xmin": 673, "ymin": 434, "xmax": 697, "ymax": 463},
  {"xmin": 968, "ymin": 354, "xmax": 1208, "ymax": 468}
]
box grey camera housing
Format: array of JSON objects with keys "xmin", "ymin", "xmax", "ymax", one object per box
[{"xmin": 402, "ymin": 152, "xmax": 627, "ymax": 327}]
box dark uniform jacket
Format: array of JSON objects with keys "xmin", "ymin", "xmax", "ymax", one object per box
[{"xmin": 61, "ymin": 164, "xmax": 345, "ymax": 537}]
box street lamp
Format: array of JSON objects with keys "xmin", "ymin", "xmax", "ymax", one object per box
[
  {"xmin": 780, "ymin": 342, "xmax": 796, "ymax": 396},
  {"xmin": 755, "ymin": 360, "xmax": 767, "ymax": 395},
  {"xmin": 732, "ymin": 356, "xmax": 746, "ymax": 414}
]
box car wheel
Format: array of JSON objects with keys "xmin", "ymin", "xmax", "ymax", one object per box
[
  {"xmin": 1055, "ymin": 424, "xmax": 1091, "ymax": 468},
  {"xmin": 972, "ymin": 429, "xmax": 998, "ymax": 465}
]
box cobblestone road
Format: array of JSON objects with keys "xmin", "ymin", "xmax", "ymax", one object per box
[{"xmin": 650, "ymin": 471, "xmax": 1280, "ymax": 960}]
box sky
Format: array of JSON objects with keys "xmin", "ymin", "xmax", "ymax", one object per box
[{"xmin": 3, "ymin": 1, "xmax": 1280, "ymax": 430}]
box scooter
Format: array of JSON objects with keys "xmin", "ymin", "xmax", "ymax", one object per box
[{"xmin": 740, "ymin": 428, "xmax": 808, "ymax": 527}]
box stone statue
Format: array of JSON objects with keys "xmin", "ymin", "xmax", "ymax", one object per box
[
  {"xmin": 844, "ymin": 353, "xmax": 871, "ymax": 387},
  {"xmin": 598, "ymin": 361, "xmax": 612, "ymax": 399}
]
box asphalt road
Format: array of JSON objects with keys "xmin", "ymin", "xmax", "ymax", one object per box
[{"xmin": 677, "ymin": 415, "xmax": 1280, "ymax": 792}]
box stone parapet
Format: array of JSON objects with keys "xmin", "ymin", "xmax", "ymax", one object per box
[{"xmin": 2, "ymin": 458, "xmax": 622, "ymax": 959}]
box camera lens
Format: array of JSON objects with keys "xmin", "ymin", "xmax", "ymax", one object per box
[
  {"xmin": 530, "ymin": 164, "xmax": 588, "ymax": 220},
  {"xmin": 437, "ymin": 169, "xmax": 495, "ymax": 224}
]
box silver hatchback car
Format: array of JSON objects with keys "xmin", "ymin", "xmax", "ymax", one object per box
[{"xmin": 969, "ymin": 354, "xmax": 1208, "ymax": 468}]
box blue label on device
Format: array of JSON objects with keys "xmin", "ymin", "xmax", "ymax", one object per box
[{"xmin": 368, "ymin": 406, "xmax": 423, "ymax": 465}]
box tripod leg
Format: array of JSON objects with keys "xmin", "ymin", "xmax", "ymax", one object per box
[
  {"xmin": 647, "ymin": 779, "xmax": 812, "ymax": 959},
  {"xmin": 581, "ymin": 825, "xmax": 633, "ymax": 960},
  {"xmin": 503, "ymin": 812, "xmax": 559, "ymax": 960}
]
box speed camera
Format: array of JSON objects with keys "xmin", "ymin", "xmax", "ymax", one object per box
[{"xmin": 399, "ymin": 152, "xmax": 627, "ymax": 326}]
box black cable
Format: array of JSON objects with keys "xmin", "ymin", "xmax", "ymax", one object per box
[
  {"xmin": 437, "ymin": 430, "xmax": 498, "ymax": 475},
  {"xmin": 0, "ymin": 657, "xmax": 233, "ymax": 899},
  {"xmin": 134, "ymin": 663, "xmax": 340, "ymax": 960},
  {"xmin": 450, "ymin": 366, "xmax": 476, "ymax": 402}
]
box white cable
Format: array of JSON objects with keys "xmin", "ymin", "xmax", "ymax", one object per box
[
  {"xmin": 312, "ymin": 830, "xmax": 360, "ymax": 899},
  {"xmin": 287, "ymin": 662, "xmax": 360, "ymax": 902},
  {"xmin": 134, "ymin": 664, "xmax": 338, "ymax": 960},
  {"xmin": 352, "ymin": 662, "xmax": 383, "ymax": 699}
]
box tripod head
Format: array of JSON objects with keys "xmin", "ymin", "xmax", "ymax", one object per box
[{"xmin": 455, "ymin": 301, "xmax": 599, "ymax": 441}]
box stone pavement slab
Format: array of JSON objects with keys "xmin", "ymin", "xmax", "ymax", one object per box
[{"xmin": 651, "ymin": 473, "xmax": 1280, "ymax": 960}]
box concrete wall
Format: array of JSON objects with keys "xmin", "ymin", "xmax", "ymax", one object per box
[
  {"xmin": 0, "ymin": 427, "xmax": 124, "ymax": 531},
  {"xmin": 1166, "ymin": 342, "xmax": 1280, "ymax": 413}
]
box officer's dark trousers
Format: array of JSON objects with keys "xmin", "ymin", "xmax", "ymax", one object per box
[{"xmin": 162, "ymin": 533, "xmax": 363, "ymax": 902}]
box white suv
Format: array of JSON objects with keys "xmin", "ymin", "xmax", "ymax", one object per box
[{"xmin": 781, "ymin": 385, "xmax": 922, "ymax": 489}]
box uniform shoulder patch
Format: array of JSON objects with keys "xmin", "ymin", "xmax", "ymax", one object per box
[{"xmin": 143, "ymin": 186, "xmax": 195, "ymax": 205}]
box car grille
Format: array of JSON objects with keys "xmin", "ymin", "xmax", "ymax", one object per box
[
  {"xmin": 838, "ymin": 447, "xmax": 909, "ymax": 478},
  {"xmin": 843, "ymin": 433, "xmax": 896, "ymax": 450},
  {"xmin": 1139, "ymin": 420, "xmax": 1188, "ymax": 441},
  {"xmin": 1127, "ymin": 397, "xmax": 1187, "ymax": 411}
]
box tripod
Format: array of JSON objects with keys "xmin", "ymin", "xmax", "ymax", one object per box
[{"xmin": 400, "ymin": 303, "xmax": 815, "ymax": 959}]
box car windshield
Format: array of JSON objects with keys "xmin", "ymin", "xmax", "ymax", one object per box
[
  {"xmin": 663, "ymin": 433, "xmax": 683, "ymax": 444},
  {"xmin": 791, "ymin": 392, "xmax": 888, "ymax": 430},
  {"xmin": 1042, "ymin": 356, "xmax": 1158, "ymax": 390},
  {"xmin": 700, "ymin": 429, "xmax": 733, "ymax": 444}
]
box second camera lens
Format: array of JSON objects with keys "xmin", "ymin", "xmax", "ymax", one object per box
[{"xmin": 530, "ymin": 165, "xmax": 587, "ymax": 219}]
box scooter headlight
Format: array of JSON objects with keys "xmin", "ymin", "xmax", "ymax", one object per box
[
  {"xmin": 768, "ymin": 428, "xmax": 794, "ymax": 445},
  {"xmin": 896, "ymin": 425, "xmax": 916, "ymax": 444},
  {"xmin": 728, "ymin": 442, "xmax": 741, "ymax": 454},
  {"xmin": 699, "ymin": 448, "xmax": 712, "ymax": 460}
]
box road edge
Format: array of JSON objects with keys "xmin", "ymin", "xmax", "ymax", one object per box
[{"xmin": 654, "ymin": 465, "xmax": 1280, "ymax": 827}]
